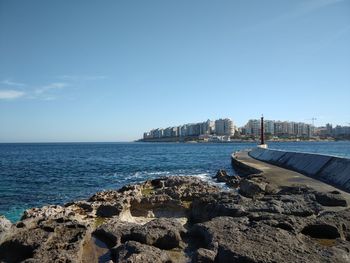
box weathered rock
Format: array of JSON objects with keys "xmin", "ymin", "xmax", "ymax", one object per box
[
  {"xmin": 158, "ymin": 176, "xmax": 220, "ymax": 201},
  {"xmin": 124, "ymin": 218, "xmax": 186, "ymax": 249},
  {"xmin": 302, "ymin": 223, "xmax": 341, "ymax": 239},
  {"xmin": 213, "ymin": 169, "xmax": 241, "ymax": 187},
  {"xmin": 130, "ymin": 193, "xmax": 187, "ymax": 218},
  {"xmin": 192, "ymin": 248, "xmax": 216, "ymax": 263},
  {"xmin": 69, "ymin": 201, "xmax": 94, "ymax": 212},
  {"xmin": 314, "ymin": 191, "xmax": 348, "ymax": 207},
  {"xmin": 0, "ymin": 219, "xmax": 88, "ymax": 263},
  {"xmin": 303, "ymin": 209, "xmax": 350, "ymax": 241},
  {"xmin": 190, "ymin": 216, "xmax": 342, "ymax": 263},
  {"xmin": 0, "ymin": 215, "xmax": 12, "ymax": 244},
  {"xmin": 1, "ymin": 175, "xmax": 349, "ymax": 263},
  {"xmin": 93, "ymin": 219, "xmax": 137, "ymax": 247},
  {"xmin": 89, "ymin": 190, "xmax": 122, "ymax": 202},
  {"xmin": 190, "ymin": 192, "xmax": 248, "ymax": 223},
  {"xmin": 113, "ymin": 241, "xmax": 172, "ymax": 263},
  {"xmin": 96, "ymin": 203, "xmax": 124, "ymax": 218},
  {"xmin": 239, "ymin": 179, "xmax": 267, "ymax": 198},
  {"xmin": 214, "ymin": 169, "xmax": 229, "ymax": 183},
  {"xmin": 21, "ymin": 205, "xmax": 66, "ymax": 220},
  {"xmin": 278, "ymin": 185, "xmax": 314, "ymax": 195}
]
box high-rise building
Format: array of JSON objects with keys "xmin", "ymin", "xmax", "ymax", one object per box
[
  {"xmin": 215, "ymin": 118, "xmax": 235, "ymax": 136},
  {"xmin": 245, "ymin": 119, "xmax": 260, "ymax": 136},
  {"xmin": 264, "ymin": 120, "xmax": 275, "ymax": 135},
  {"xmin": 143, "ymin": 118, "xmax": 236, "ymax": 139},
  {"xmin": 199, "ymin": 120, "xmax": 214, "ymax": 135}
]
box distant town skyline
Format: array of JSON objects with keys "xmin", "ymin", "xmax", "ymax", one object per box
[
  {"xmin": 142, "ymin": 117, "xmax": 350, "ymax": 142},
  {"xmin": 0, "ymin": 0, "xmax": 349, "ymax": 142}
]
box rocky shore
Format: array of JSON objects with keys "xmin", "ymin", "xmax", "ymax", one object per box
[{"xmin": 1, "ymin": 171, "xmax": 350, "ymax": 262}]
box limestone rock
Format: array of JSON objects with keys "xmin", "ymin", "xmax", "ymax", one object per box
[
  {"xmin": 93, "ymin": 219, "xmax": 137, "ymax": 247},
  {"xmin": 113, "ymin": 241, "xmax": 172, "ymax": 263},
  {"xmin": 314, "ymin": 191, "xmax": 347, "ymax": 207},
  {"xmin": 1, "ymin": 175, "xmax": 349, "ymax": 263},
  {"xmin": 190, "ymin": 216, "xmax": 338, "ymax": 263},
  {"xmin": 96, "ymin": 202, "xmax": 124, "ymax": 218},
  {"xmin": 239, "ymin": 179, "xmax": 267, "ymax": 198},
  {"xmin": 0, "ymin": 215, "xmax": 12, "ymax": 244},
  {"xmin": 190, "ymin": 192, "xmax": 248, "ymax": 223},
  {"xmin": 213, "ymin": 169, "xmax": 241, "ymax": 187},
  {"xmin": 0, "ymin": 219, "xmax": 88, "ymax": 263},
  {"xmin": 123, "ymin": 218, "xmax": 186, "ymax": 249},
  {"xmin": 192, "ymin": 248, "xmax": 216, "ymax": 263}
]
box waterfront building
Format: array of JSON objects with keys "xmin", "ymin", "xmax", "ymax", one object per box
[
  {"xmin": 200, "ymin": 120, "xmax": 214, "ymax": 135},
  {"xmin": 163, "ymin": 127, "xmax": 172, "ymax": 137},
  {"xmin": 245, "ymin": 119, "xmax": 260, "ymax": 136},
  {"xmin": 142, "ymin": 118, "xmax": 235, "ymax": 140},
  {"xmin": 334, "ymin": 125, "xmax": 350, "ymax": 136},
  {"xmin": 179, "ymin": 125, "xmax": 188, "ymax": 137},
  {"xmin": 215, "ymin": 118, "xmax": 235, "ymax": 136},
  {"xmin": 245, "ymin": 119, "xmax": 275, "ymax": 136},
  {"xmin": 265, "ymin": 120, "xmax": 275, "ymax": 135},
  {"xmin": 244, "ymin": 119, "xmax": 312, "ymax": 138}
]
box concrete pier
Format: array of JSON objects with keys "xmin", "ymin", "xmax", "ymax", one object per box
[
  {"xmin": 232, "ymin": 150, "xmax": 350, "ymax": 204},
  {"xmin": 247, "ymin": 148, "xmax": 350, "ymax": 192}
]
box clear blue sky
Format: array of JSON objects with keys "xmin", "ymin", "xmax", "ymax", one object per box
[{"xmin": 0, "ymin": 0, "xmax": 349, "ymax": 142}]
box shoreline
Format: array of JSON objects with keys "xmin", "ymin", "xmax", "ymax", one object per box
[{"xmin": 1, "ymin": 149, "xmax": 350, "ymax": 262}]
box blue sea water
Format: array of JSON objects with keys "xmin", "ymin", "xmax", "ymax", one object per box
[{"xmin": 1, "ymin": 141, "xmax": 350, "ymax": 222}]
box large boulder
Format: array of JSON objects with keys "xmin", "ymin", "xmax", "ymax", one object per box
[
  {"xmin": 213, "ymin": 170, "xmax": 241, "ymax": 187},
  {"xmin": 190, "ymin": 192, "xmax": 248, "ymax": 223},
  {"xmin": 113, "ymin": 241, "xmax": 172, "ymax": 263},
  {"xmin": 192, "ymin": 248, "xmax": 216, "ymax": 263},
  {"xmin": 96, "ymin": 202, "xmax": 124, "ymax": 218},
  {"xmin": 123, "ymin": 218, "xmax": 186, "ymax": 250},
  {"xmin": 93, "ymin": 219, "xmax": 138, "ymax": 247},
  {"xmin": 239, "ymin": 179, "xmax": 267, "ymax": 198}
]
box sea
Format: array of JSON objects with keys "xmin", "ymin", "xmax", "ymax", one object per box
[{"xmin": 1, "ymin": 141, "xmax": 350, "ymax": 222}]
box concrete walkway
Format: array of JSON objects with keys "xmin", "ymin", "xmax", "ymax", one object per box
[{"xmin": 234, "ymin": 150, "xmax": 350, "ymax": 206}]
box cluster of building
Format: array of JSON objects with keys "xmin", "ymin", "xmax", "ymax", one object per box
[
  {"xmin": 242, "ymin": 119, "xmax": 350, "ymax": 139},
  {"xmin": 143, "ymin": 118, "xmax": 235, "ymax": 141},
  {"xmin": 142, "ymin": 117, "xmax": 350, "ymax": 141},
  {"xmin": 314, "ymin": 124, "xmax": 350, "ymax": 138},
  {"xmin": 242, "ymin": 119, "xmax": 313, "ymax": 138}
]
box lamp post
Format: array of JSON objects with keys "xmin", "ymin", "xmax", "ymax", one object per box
[
  {"xmin": 258, "ymin": 114, "xmax": 268, "ymax": 148},
  {"xmin": 261, "ymin": 115, "xmax": 264, "ymax": 145}
]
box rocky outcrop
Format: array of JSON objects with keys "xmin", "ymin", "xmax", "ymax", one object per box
[
  {"xmin": 213, "ymin": 170, "xmax": 240, "ymax": 187},
  {"xmin": 0, "ymin": 216, "xmax": 11, "ymax": 244},
  {"xmin": 0, "ymin": 175, "xmax": 349, "ymax": 262},
  {"xmin": 314, "ymin": 191, "xmax": 348, "ymax": 207},
  {"xmin": 113, "ymin": 241, "xmax": 172, "ymax": 263},
  {"xmin": 123, "ymin": 218, "xmax": 186, "ymax": 250}
]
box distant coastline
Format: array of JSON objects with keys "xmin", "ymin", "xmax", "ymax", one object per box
[{"xmin": 137, "ymin": 137, "xmax": 342, "ymax": 143}]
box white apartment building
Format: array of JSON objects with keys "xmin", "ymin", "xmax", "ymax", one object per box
[{"xmin": 215, "ymin": 118, "xmax": 235, "ymax": 136}]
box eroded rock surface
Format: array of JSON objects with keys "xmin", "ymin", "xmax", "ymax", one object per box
[{"xmin": 0, "ymin": 174, "xmax": 349, "ymax": 263}]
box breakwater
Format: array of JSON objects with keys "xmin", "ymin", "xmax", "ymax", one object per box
[{"xmin": 249, "ymin": 147, "xmax": 350, "ymax": 192}]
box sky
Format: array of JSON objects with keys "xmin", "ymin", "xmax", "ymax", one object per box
[{"xmin": 0, "ymin": 0, "xmax": 349, "ymax": 142}]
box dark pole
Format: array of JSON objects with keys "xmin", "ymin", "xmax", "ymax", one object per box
[{"xmin": 260, "ymin": 115, "xmax": 264, "ymax": 145}]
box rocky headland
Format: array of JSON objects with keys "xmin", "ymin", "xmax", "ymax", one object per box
[{"xmin": 1, "ymin": 169, "xmax": 350, "ymax": 262}]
